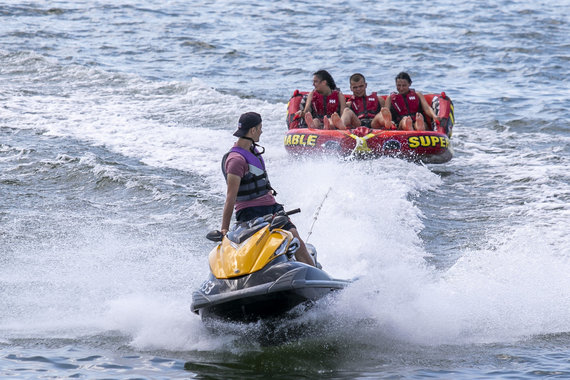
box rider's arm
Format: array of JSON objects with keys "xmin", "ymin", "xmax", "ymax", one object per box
[
  {"xmin": 338, "ymin": 92, "xmax": 347, "ymax": 115},
  {"xmin": 378, "ymin": 94, "xmax": 386, "ymax": 108},
  {"xmin": 221, "ymin": 173, "xmax": 241, "ymax": 235},
  {"xmin": 418, "ymin": 91, "xmax": 439, "ymax": 121},
  {"xmin": 384, "ymin": 94, "xmax": 392, "ymax": 110}
]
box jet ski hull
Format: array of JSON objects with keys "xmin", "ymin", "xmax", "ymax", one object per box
[{"xmin": 191, "ymin": 259, "xmax": 349, "ymax": 322}]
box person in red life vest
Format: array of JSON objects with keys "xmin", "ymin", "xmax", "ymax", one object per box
[
  {"xmin": 384, "ymin": 72, "xmax": 439, "ymax": 131},
  {"xmin": 221, "ymin": 112, "xmax": 315, "ymax": 266},
  {"xmin": 295, "ymin": 70, "xmax": 347, "ymax": 130},
  {"xmin": 329, "ymin": 73, "xmax": 394, "ymax": 130}
]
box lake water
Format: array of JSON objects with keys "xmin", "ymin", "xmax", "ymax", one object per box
[{"xmin": 1, "ymin": 0, "xmax": 569, "ymax": 378}]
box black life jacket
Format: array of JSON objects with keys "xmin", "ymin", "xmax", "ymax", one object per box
[{"xmin": 221, "ymin": 146, "xmax": 273, "ymax": 201}]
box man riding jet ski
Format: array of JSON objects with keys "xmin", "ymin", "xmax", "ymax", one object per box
[
  {"xmin": 192, "ymin": 112, "xmax": 349, "ymax": 321},
  {"xmin": 219, "ymin": 111, "xmax": 314, "ymax": 266},
  {"xmin": 191, "ymin": 210, "xmax": 350, "ymax": 322}
]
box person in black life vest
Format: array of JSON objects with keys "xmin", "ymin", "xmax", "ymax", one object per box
[
  {"xmin": 384, "ymin": 72, "xmax": 440, "ymax": 131},
  {"xmin": 220, "ymin": 112, "xmax": 315, "ymax": 266},
  {"xmin": 330, "ymin": 73, "xmax": 394, "ymax": 130},
  {"xmin": 295, "ymin": 70, "xmax": 347, "ymax": 130}
]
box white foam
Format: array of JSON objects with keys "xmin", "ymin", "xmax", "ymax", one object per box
[
  {"xmin": 2, "ymin": 57, "xmax": 569, "ymax": 350},
  {"xmin": 102, "ymin": 294, "xmax": 230, "ymax": 351},
  {"xmin": 329, "ymin": 223, "xmax": 570, "ymax": 346}
]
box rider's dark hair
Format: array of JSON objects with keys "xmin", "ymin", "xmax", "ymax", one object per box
[
  {"xmin": 349, "ymin": 73, "xmax": 366, "ymax": 84},
  {"xmin": 395, "ymin": 71, "xmax": 412, "ymax": 84},
  {"xmin": 313, "ymin": 70, "xmax": 338, "ymax": 90}
]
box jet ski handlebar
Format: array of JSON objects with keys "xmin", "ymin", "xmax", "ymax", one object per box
[
  {"xmin": 206, "ymin": 230, "xmax": 224, "ymax": 242},
  {"xmin": 206, "ymin": 208, "xmax": 301, "ymax": 242}
]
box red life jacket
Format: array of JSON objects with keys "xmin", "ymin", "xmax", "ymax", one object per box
[
  {"xmin": 350, "ymin": 92, "xmax": 381, "ymax": 119},
  {"xmin": 311, "ymin": 90, "xmax": 341, "ymax": 120},
  {"xmin": 390, "ymin": 89, "xmax": 422, "ymax": 122}
]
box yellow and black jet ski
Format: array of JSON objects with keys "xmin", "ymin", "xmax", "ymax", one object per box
[{"xmin": 191, "ymin": 209, "xmax": 350, "ymax": 322}]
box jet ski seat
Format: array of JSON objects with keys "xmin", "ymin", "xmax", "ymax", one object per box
[{"xmin": 226, "ymin": 217, "xmax": 269, "ymax": 244}]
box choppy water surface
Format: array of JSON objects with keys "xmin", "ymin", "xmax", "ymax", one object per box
[{"xmin": 1, "ymin": 0, "xmax": 569, "ymax": 378}]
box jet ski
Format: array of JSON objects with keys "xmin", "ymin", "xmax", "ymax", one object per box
[{"xmin": 191, "ymin": 209, "xmax": 350, "ymax": 322}]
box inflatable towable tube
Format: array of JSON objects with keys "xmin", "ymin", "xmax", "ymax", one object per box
[{"xmin": 284, "ymin": 90, "xmax": 455, "ymax": 164}]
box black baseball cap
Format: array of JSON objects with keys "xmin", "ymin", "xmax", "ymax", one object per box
[{"xmin": 233, "ymin": 112, "xmax": 262, "ymax": 137}]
